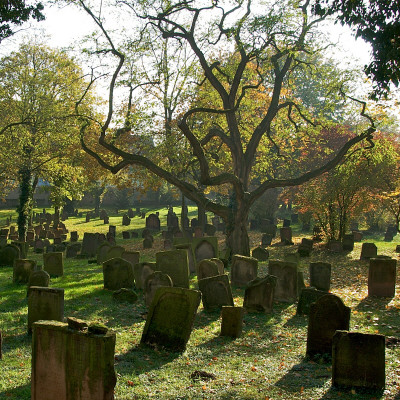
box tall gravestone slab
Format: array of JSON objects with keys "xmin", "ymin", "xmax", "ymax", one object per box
[
  {"xmin": 146, "ymin": 213, "xmax": 161, "ymax": 231},
  {"xmin": 144, "ymin": 271, "xmax": 173, "ymax": 307},
  {"xmin": 197, "ymin": 259, "xmax": 220, "ymax": 280},
  {"xmin": 121, "ymin": 251, "xmax": 140, "ymax": 269},
  {"xmin": 220, "ymin": 306, "xmax": 243, "ymax": 338},
  {"xmin": 193, "ymin": 237, "xmax": 218, "ymax": 263},
  {"xmin": 133, "ymin": 262, "xmax": 156, "ymax": 290},
  {"xmin": 306, "ymin": 294, "xmax": 350, "ymax": 358},
  {"xmin": 342, "ymin": 234, "xmax": 355, "ymax": 251},
  {"xmin": 280, "ymin": 227, "xmax": 293, "ymax": 244},
  {"xmin": 198, "ymin": 274, "xmax": 234, "ymax": 311},
  {"xmin": 0, "ymin": 244, "xmax": 20, "ymax": 266},
  {"xmin": 360, "ymin": 242, "xmax": 378, "ymax": 260},
  {"xmin": 103, "ymin": 257, "xmax": 135, "ymax": 291},
  {"xmin": 28, "ymin": 287, "xmax": 64, "ymax": 333},
  {"xmin": 332, "ymin": 331, "xmax": 385, "ymax": 390},
  {"xmin": 296, "ymin": 288, "xmax": 329, "ymax": 315},
  {"xmin": 156, "ymin": 249, "xmax": 190, "ymax": 288},
  {"xmin": 141, "ymin": 287, "xmax": 201, "ymax": 351},
  {"xmin": 368, "ymin": 258, "xmax": 397, "ymax": 297},
  {"xmin": 309, "ymin": 262, "xmax": 331, "ymax": 291},
  {"xmin": 174, "ymin": 243, "xmax": 196, "ymax": 274},
  {"xmin": 231, "ymin": 255, "xmax": 258, "ymax": 287},
  {"xmin": 268, "ymin": 260, "xmax": 298, "ymax": 302},
  {"xmin": 13, "ymin": 259, "xmax": 37, "ymax": 283},
  {"xmin": 243, "ymin": 275, "xmax": 277, "ymax": 313},
  {"xmin": 31, "ymin": 320, "xmax": 116, "ymax": 400},
  {"xmin": 43, "ymin": 252, "xmax": 64, "ymax": 277},
  {"xmin": 81, "ymin": 232, "xmax": 99, "ymax": 258}
]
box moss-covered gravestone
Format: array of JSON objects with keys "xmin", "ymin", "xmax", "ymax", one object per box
[
  {"xmin": 197, "ymin": 259, "xmax": 220, "ymax": 280},
  {"xmin": 13, "ymin": 259, "xmax": 37, "ymax": 283},
  {"xmin": 309, "ymin": 262, "xmax": 331, "ymax": 292},
  {"xmin": 231, "ymin": 255, "xmax": 258, "ymax": 287},
  {"xmin": 27, "ymin": 270, "xmax": 50, "ymax": 296},
  {"xmin": 332, "ymin": 331, "xmax": 385, "ymax": 390},
  {"xmin": 220, "ymin": 306, "xmax": 243, "ymax": 338},
  {"xmin": 243, "ymin": 275, "xmax": 277, "ymax": 313},
  {"xmin": 174, "ymin": 243, "xmax": 196, "ymax": 274},
  {"xmin": 360, "ymin": 242, "xmax": 377, "ymax": 260},
  {"xmin": 105, "ymin": 246, "xmax": 125, "ymax": 263},
  {"xmin": 198, "ymin": 274, "xmax": 234, "ymax": 311},
  {"xmin": 368, "ymin": 257, "xmax": 397, "ymax": 297},
  {"xmin": 144, "ymin": 271, "xmax": 173, "ymax": 307},
  {"xmin": 296, "ymin": 288, "xmax": 329, "ymax": 315},
  {"xmin": 43, "ymin": 252, "xmax": 64, "ymax": 277},
  {"xmin": 268, "ymin": 260, "xmax": 298, "ymax": 302},
  {"xmin": 156, "ymin": 250, "xmax": 189, "ymax": 288},
  {"xmin": 193, "ymin": 237, "xmax": 218, "ymax": 263},
  {"xmin": 81, "ymin": 232, "xmax": 99, "ymax": 258},
  {"xmin": 141, "ymin": 287, "xmax": 201, "ymax": 352},
  {"xmin": 97, "ymin": 242, "xmax": 112, "ymax": 265},
  {"xmin": 31, "ymin": 320, "xmax": 116, "ymax": 400},
  {"xmin": 103, "ymin": 257, "xmax": 135, "ymax": 291},
  {"xmin": 0, "ymin": 244, "xmax": 20, "ymax": 267},
  {"xmin": 28, "ymin": 287, "xmax": 64, "ymax": 333},
  {"xmin": 133, "ymin": 262, "xmax": 156, "ymax": 290},
  {"xmin": 121, "ymin": 251, "xmax": 140, "ymax": 269}
]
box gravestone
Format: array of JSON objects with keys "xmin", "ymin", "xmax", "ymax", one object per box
[
  {"xmin": 194, "ymin": 226, "xmax": 203, "ymax": 238},
  {"xmin": 66, "ymin": 243, "xmax": 81, "ymax": 259},
  {"xmin": 100, "ymin": 209, "xmax": 108, "ymax": 220},
  {"xmin": 141, "ymin": 287, "xmax": 201, "ymax": 351},
  {"xmin": 13, "ymin": 259, "xmax": 37, "ymax": 284},
  {"xmin": 164, "ymin": 239, "xmax": 173, "ymax": 250},
  {"xmin": 122, "ymin": 231, "xmax": 130, "ymax": 239},
  {"xmin": 103, "ymin": 216, "xmax": 109, "ymax": 224},
  {"xmin": 298, "ymin": 238, "xmax": 313, "ymax": 257},
  {"xmin": 342, "ymin": 234, "xmax": 355, "ymax": 251},
  {"xmin": 81, "ymin": 232, "xmax": 99, "ymax": 258},
  {"xmin": 31, "ymin": 320, "xmax": 116, "ymax": 400},
  {"xmin": 197, "ymin": 259, "xmax": 220, "ymax": 280},
  {"xmin": 113, "ymin": 288, "xmax": 138, "ymax": 303},
  {"xmin": 27, "ymin": 270, "xmax": 50, "ymax": 295},
  {"xmin": 268, "ymin": 260, "xmax": 298, "ymax": 302},
  {"xmin": 252, "ymin": 246, "xmax": 269, "ymax": 261},
  {"xmin": 327, "ymin": 240, "xmax": 343, "ymax": 252},
  {"xmin": 0, "ymin": 244, "xmax": 20, "ymax": 266},
  {"xmin": 368, "ymin": 257, "xmax": 397, "ymax": 297},
  {"xmin": 280, "ymin": 227, "xmax": 293, "ymax": 244},
  {"xmin": 352, "ymin": 231, "xmax": 363, "ymax": 242},
  {"xmin": 133, "ymin": 262, "xmax": 155, "ymax": 290},
  {"xmin": 209, "ymin": 258, "xmax": 225, "ymax": 275},
  {"xmin": 296, "ymin": 288, "xmax": 329, "ymax": 315},
  {"xmin": 146, "ymin": 213, "xmax": 161, "ymax": 231},
  {"xmin": 261, "ymin": 233, "xmax": 273, "ymax": 247},
  {"xmin": 230, "ymin": 255, "xmax": 258, "ymax": 287},
  {"xmin": 243, "ymin": 275, "xmax": 277, "ymax": 313},
  {"xmin": 108, "ymin": 225, "xmax": 116, "ymax": 238},
  {"xmin": 175, "ymin": 243, "xmax": 196, "ymax": 274},
  {"xmin": 332, "ymin": 331, "xmax": 385, "ymax": 390},
  {"xmin": 220, "ymin": 306, "xmax": 243, "ymax": 338},
  {"xmin": 360, "ymin": 242, "xmax": 378, "ymax": 260},
  {"xmin": 261, "ymin": 223, "xmax": 277, "ymax": 236},
  {"xmin": 85, "ymin": 213, "xmax": 91, "ymax": 223},
  {"xmin": 204, "ymin": 224, "xmax": 217, "ymax": 236},
  {"xmin": 122, "ymin": 214, "xmax": 131, "ymax": 226},
  {"xmin": 28, "ymin": 287, "xmax": 64, "ymax": 333},
  {"xmin": 198, "ymin": 274, "xmax": 234, "ymax": 311},
  {"xmin": 105, "ymin": 245, "xmax": 125, "ymax": 262},
  {"xmin": 156, "ymin": 249, "xmax": 189, "ymax": 288},
  {"xmin": 283, "ymin": 218, "xmax": 291, "ymax": 227},
  {"xmin": 121, "ymin": 251, "xmax": 140, "ymax": 269},
  {"xmin": 143, "ymin": 237, "xmax": 153, "ymax": 249},
  {"xmin": 144, "ymin": 271, "xmax": 173, "ymax": 307},
  {"xmin": 128, "ymin": 208, "xmax": 134, "ymax": 218},
  {"xmin": 306, "ymin": 294, "xmax": 350, "ymax": 358},
  {"xmin": 309, "ymin": 262, "xmax": 331, "ymax": 291},
  {"xmin": 97, "ymin": 242, "xmax": 112, "ymax": 265},
  {"xmin": 103, "ymin": 257, "xmax": 135, "ymax": 291},
  {"xmin": 43, "ymin": 252, "xmax": 63, "ymax": 277},
  {"xmin": 193, "ymin": 237, "xmax": 218, "ymax": 263}
]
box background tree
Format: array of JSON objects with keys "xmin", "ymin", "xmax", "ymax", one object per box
[
  {"xmin": 0, "ymin": 42, "xmax": 95, "ymax": 240},
  {"xmin": 75, "ymin": 0, "xmax": 375, "ymax": 256}
]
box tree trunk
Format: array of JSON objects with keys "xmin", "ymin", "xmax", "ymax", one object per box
[
  {"xmin": 17, "ymin": 166, "xmax": 33, "ymax": 242},
  {"xmin": 197, "ymin": 203, "xmax": 206, "ymax": 230},
  {"xmin": 54, "ymin": 205, "xmax": 60, "ymax": 229},
  {"xmin": 181, "ymin": 192, "xmax": 187, "ymax": 232}
]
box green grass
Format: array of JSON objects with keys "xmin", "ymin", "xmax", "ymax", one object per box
[{"xmin": 0, "ymin": 208, "xmax": 399, "ymax": 399}]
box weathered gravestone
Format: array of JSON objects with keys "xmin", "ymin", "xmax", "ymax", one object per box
[
  {"xmin": 28, "ymin": 287, "xmax": 64, "ymax": 333},
  {"xmin": 342, "ymin": 234, "xmax": 355, "ymax": 251},
  {"xmin": 141, "ymin": 287, "xmax": 201, "ymax": 351},
  {"xmin": 309, "ymin": 262, "xmax": 331, "ymax": 292},
  {"xmin": 204, "ymin": 223, "xmax": 217, "ymax": 236},
  {"xmin": 197, "ymin": 259, "xmax": 220, "ymax": 280},
  {"xmin": 100, "ymin": 209, "xmax": 108, "ymax": 220},
  {"xmin": 252, "ymin": 246, "xmax": 269, "ymax": 261},
  {"xmin": 296, "ymin": 288, "xmax": 328, "ymax": 315},
  {"xmin": 27, "ymin": 270, "xmax": 50, "ymax": 296},
  {"xmin": 122, "ymin": 214, "xmax": 131, "ymax": 226},
  {"xmin": 146, "ymin": 213, "xmax": 161, "ymax": 231},
  {"xmin": 108, "ymin": 225, "xmax": 116, "ymax": 238},
  {"xmin": 43, "ymin": 252, "xmax": 63, "ymax": 277},
  {"xmin": 268, "ymin": 260, "xmax": 298, "ymax": 302},
  {"xmin": 261, "ymin": 223, "xmax": 277, "ymax": 236},
  {"xmin": 122, "ymin": 231, "xmax": 130, "ymax": 239},
  {"xmin": 261, "ymin": 233, "xmax": 274, "ymax": 247},
  {"xmin": 31, "ymin": 320, "xmax": 116, "ymax": 400},
  {"xmin": 156, "ymin": 249, "xmax": 189, "ymax": 288},
  {"xmin": 327, "ymin": 239, "xmax": 343, "ymax": 252},
  {"xmin": 127, "ymin": 208, "xmax": 134, "ymax": 218},
  {"xmin": 231, "ymin": 255, "xmax": 258, "ymax": 287},
  {"xmin": 97, "ymin": 242, "xmax": 112, "ymax": 265},
  {"xmin": 193, "ymin": 237, "xmax": 218, "ymax": 263},
  {"xmin": 209, "ymin": 258, "xmax": 225, "ymax": 275},
  {"xmin": 368, "ymin": 257, "xmax": 397, "ymax": 297},
  {"xmin": 143, "ymin": 237, "xmax": 153, "ymax": 249},
  {"xmin": 332, "ymin": 331, "xmax": 385, "ymax": 390},
  {"xmin": 306, "ymin": 294, "xmax": 350, "ymax": 358},
  {"xmin": 243, "ymin": 275, "xmax": 277, "ymax": 313},
  {"xmin": 360, "ymin": 242, "xmax": 378, "ymax": 260},
  {"xmin": 174, "ymin": 243, "xmax": 196, "ymax": 274},
  {"xmin": 103, "ymin": 257, "xmax": 135, "ymax": 291},
  {"xmin": 298, "ymin": 238, "xmax": 313, "ymax": 257},
  {"xmin": 81, "ymin": 232, "xmax": 99, "ymax": 258},
  {"xmin": 133, "ymin": 262, "xmax": 156, "ymax": 290},
  {"xmin": 198, "ymin": 274, "xmax": 234, "ymax": 311},
  {"xmin": 144, "ymin": 271, "xmax": 173, "ymax": 307},
  {"xmin": 0, "ymin": 244, "xmax": 20, "ymax": 266},
  {"xmin": 283, "ymin": 218, "xmax": 291, "ymax": 227},
  {"xmin": 13, "ymin": 259, "xmax": 37, "ymax": 283},
  {"xmin": 105, "ymin": 245, "xmax": 125, "ymax": 263},
  {"xmin": 70, "ymin": 231, "xmax": 79, "ymax": 242},
  {"xmin": 121, "ymin": 251, "xmax": 140, "ymax": 269},
  {"xmin": 352, "ymin": 231, "xmax": 363, "ymax": 242},
  {"xmin": 280, "ymin": 227, "xmax": 293, "ymax": 244},
  {"xmin": 66, "ymin": 243, "xmax": 81, "ymax": 259},
  {"xmin": 220, "ymin": 306, "xmax": 243, "ymax": 338}
]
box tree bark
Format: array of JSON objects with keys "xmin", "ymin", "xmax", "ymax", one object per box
[
  {"xmin": 197, "ymin": 202, "xmax": 206, "ymax": 230},
  {"xmin": 17, "ymin": 166, "xmax": 33, "ymax": 242}
]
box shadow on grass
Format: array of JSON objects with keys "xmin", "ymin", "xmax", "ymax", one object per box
[
  {"xmin": 1, "ymin": 332, "xmax": 31, "ymax": 355},
  {"xmin": 275, "ymin": 358, "xmax": 331, "ymax": 392},
  {"xmin": 319, "ymin": 386, "xmax": 385, "ymax": 399},
  {"xmin": 355, "ymin": 295, "xmax": 393, "ymax": 311},
  {"xmin": 283, "ymin": 312, "xmax": 308, "ymax": 329},
  {"xmin": 0, "ymin": 383, "xmax": 30, "ymax": 400}
]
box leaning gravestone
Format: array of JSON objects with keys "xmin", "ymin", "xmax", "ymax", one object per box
[
  {"xmin": 268, "ymin": 260, "xmax": 298, "ymax": 302},
  {"xmin": 360, "ymin": 242, "xmax": 378, "ymax": 260},
  {"xmin": 28, "ymin": 287, "xmax": 64, "ymax": 333},
  {"xmin": 193, "ymin": 237, "xmax": 218, "ymax": 263},
  {"xmin": 243, "ymin": 275, "xmax": 277, "ymax": 313},
  {"xmin": 296, "ymin": 288, "xmax": 329, "ymax": 315},
  {"xmin": 121, "ymin": 251, "xmax": 140, "ymax": 268},
  {"xmin": 197, "ymin": 259, "xmax": 220, "ymax": 280},
  {"xmin": 13, "ymin": 259, "xmax": 37, "ymax": 284},
  {"xmin": 0, "ymin": 244, "xmax": 20, "ymax": 266},
  {"xmin": 133, "ymin": 262, "xmax": 156, "ymax": 290},
  {"xmin": 252, "ymin": 246, "xmax": 269, "ymax": 261},
  {"xmin": 309, "ymin": 262, "xmax": 331, "ymax": 291},
  {"xmin": 97, "ymin": 242, "xmax": 112, "ymax": 265},
  {"xmin": 141, "ymin": 287, "xmax": 201, "ymax": 351},
  {"xmin": 156, "ymin": 249, "xmax": 190, "ymax": 288},
  {"xmin": 209, "ymin": 258, "xmax": 224, "ymax": 275},
  {"xmin": 332, "ymin": 331, "xmax": 385, "ymax": 390},
  {"xmin": 144, "ymin": 271, "xmax": 173, "ymax": 307},
  {"xmin": 368, "ymin": 257, "xmax": 397, "ymax": 297},
  {"xmin": 306, "ymin": 294, "xmax": 350, "ymax": 358},
  {"xmin": 43, "ymin": 252, "xmax": 64, "ymax": 277},
  {"xmin": 31, "ymin": 320, "xmax": 116, "ymax": 400},
  {"xmin": 220, "ymin": 306, "xmax": 244, "ymax": 338},
  {"xmin": 198, "ymin": 274, "xmax": 234, "ymax": 311},
  {"xmin": 231, "ymin": 255, "xmax": 258, "ymax": 287},
  {"xmin": 103, "ymin": 257, "xmax": 135, "ymax": 291}
]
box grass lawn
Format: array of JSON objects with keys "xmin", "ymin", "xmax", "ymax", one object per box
[{"xmin": 0, "ymin": 206, "xmax": 399, "ymax": 399}]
